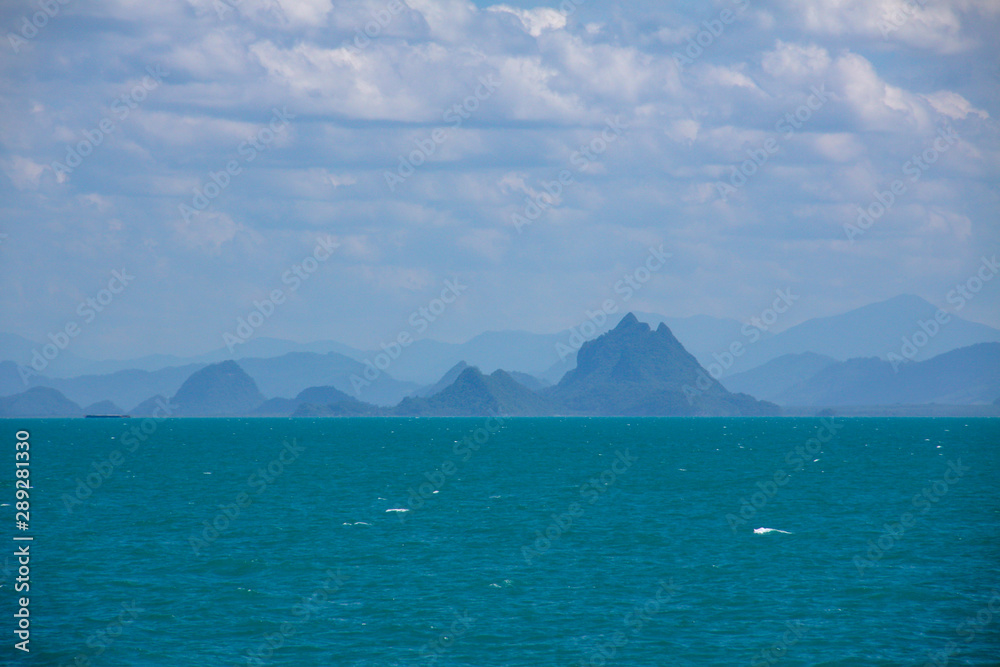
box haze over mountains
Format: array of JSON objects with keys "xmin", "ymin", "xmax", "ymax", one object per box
[
  {"xmin": 1, "ymin": 314, "xmax": 779, "ymax": 417},
  {"xmin": 726, "ymin": 344, "xmax": 1000, "ymax": 407},
  {"xmin": 2, "ymin": 296, "xmax": 999, "ymax": 417}
]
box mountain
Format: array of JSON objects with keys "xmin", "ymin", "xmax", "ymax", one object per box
[
  {"xmin": 170, "ymin": 361, "xmax": 265, "ymax": 416},
  {"xmin": 546, "ymin": 314, "xmax": 779, "ymax": 416},
  {"xmin": 130, "ymin": 394, "xmax": 175, "ymax": 417},
  {"xmin": 395, "ymin": 366, "xmax": 559, "ymax": 416},
  {"xmin": 0, "ymin": 332, "xmax": 94, "ymax": 377},
  {"xmin": 722, "ymin": 352, "xmax": 838, "ymax": 402},
  {"xmin": 255, "ymin": 385, "xmax": 378, "ymax": 417},
  {"xmin": 0, "ymin": 360, "xmax": 25, "ymax": 396},
  {"xmin": 0, "ymin": 387, "xmax": 83, "ymax": 417},
  {"xmin": 21, "ymin": 336, "xmax": 366, "ymax": 376},
  {"xmin": 2, "ymin": 350, "xmax": 415, "ymax": 409},
  {"xmin": 355, "ymin": 333, "xmax": 565, "ymax": 385},
  {"xmin": 84, "ymin": 400, "xmax": 126, "ymax": 415},
  {"xmin": 6, "ymin": 293, "xmax": 997, "ymax": 385},
  {"xmin": 380, "ymin": 315, "xmax": 756, "ymax": 385},
  {"xmin": 773, "ymin": 343, "xmax": 1000, "ymax": 406},
  {"xmin": 412, "ymin": 361, "xmax": 470, "ymax": 397},
  {"xmin": 14, "ymin": 364, "xmax": 205, "ymax": 410},
  {"xmin": 735, "ymin": 295, "xmax": 1000, "ymax": 374},
  {"xmin": 508, "ymin": 371, "xmax": 551, "ymax": 392},
  {"xmin": 235, "ymin": 352, "xmax": 417, "ymax": 406},
  {"xmin": 539, "ymin": 358, "xmax": 572, "ymax": 385},
  {"xmin": 630, "ymin": 312, "xmax": 770, "ymax": 368}
]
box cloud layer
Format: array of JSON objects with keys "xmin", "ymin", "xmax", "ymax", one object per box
[{"xmin": 0, "ymin": 0, "xmax": 997, "ymax": 357}]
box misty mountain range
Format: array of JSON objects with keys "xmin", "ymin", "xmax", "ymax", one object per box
[{"xmin": 1, "ymin": 295, "xmax": 998, "ymax": 417}]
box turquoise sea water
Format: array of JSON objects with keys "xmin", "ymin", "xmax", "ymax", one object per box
[{"xmin": 5, "ymin": 417, "xmax": 1000, "ymax": 666}]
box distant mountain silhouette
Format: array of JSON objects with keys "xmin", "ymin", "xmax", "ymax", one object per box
[
  {"xmin": 722, "ymin": 352, "xmax": 838, "ymax": 402},
  {"xmin": 130, "ymin": 394, "xmax": 177, "ymax": 417},
  {"xmin": 508, "ymin": 371, "xmax": 551, "ymax": 392},
  {"xmin": 0, "ymin": 387, "xmax": 83, "ymax": 417},
  {"xmin": 16, "ymin": 364, "xmax": 204, "ymax": 410},
  {"xmin": 256, "ymin": 385, "xmax": 378, "ymax": 417},
  {"xmin": 395, "ymin": 366, "xmax": 558, "ymax": 416},
  {"xmin": 734, "ymin": 295, "xmax": 1000, "ymax": 374},
  {"xmin": 236, "ymin": 352, "xmax": 417, "ymax": 406},
  {"xmin": 0, "ymin": 332, "xmax": 93, "ymax": 377},
  {"xmin": 546, "ymin": 314, "xmax": 779, "ymax": 416},
  {"xmin": 6, "ymin": 293, "xmax": 998, "ymax": 390},
  {"xmin": 6, "ymin": 301, "xmax": 999, "ymax": 417},
  {"xmin": 171, "ymin": 361, "xmax": 265, "ymax": 416},
  {"xmin": 0, "ymin": 351, "xmax": 416, "ymax": 409},
  {"xmin": 412, "ymin": 361, "xmax": 470, "ymax": 398},
  {"xmin": 772, "ymin": 343, "xmax": 1000, "ymax": 406},
  {"xmin": 0, "ymin": 361, "xmax": 25, "ymax": 396}
]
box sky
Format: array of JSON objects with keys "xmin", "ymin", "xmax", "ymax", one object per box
[{"xmin": 0, "ymin": 0, "xmax": 998, "ymax": 359}]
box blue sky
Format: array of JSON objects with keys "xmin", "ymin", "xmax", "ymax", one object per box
[{"xmin": 0, "ymin": 0, "xmax": 998, "ymax": 358}]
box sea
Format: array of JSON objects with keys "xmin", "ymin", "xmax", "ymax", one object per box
[{"xmin": 6, "ymin": 417, "xmax": 1000, "ymax": 666}]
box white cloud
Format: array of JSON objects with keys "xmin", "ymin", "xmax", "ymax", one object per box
[
  {"xmin": 3, "ymin": 0, "xmax": 999, "ymax": 351},
  {"xmin": 772, "ymin": 0, "xmax": 975, "ymax": 53},
  {"xmin": 761, "ymin": 41, "xmax": 831, "ymax": 82},
  {"xmin": 174, "ymin": 212, "xmax": 257, "ymax": 254},
  {"xmin": 274, "ymin": 0, "xmax": 333, "ymax": 27},
  {"xmin": 487, "ymin": 4, "xmax": 567, "ymax": 37},
  {"xmin": 326, "ymin": 172, "xmax": 358, "ymax": 188},
  {"xmin": 1, "ymin": 156, "xmax": 47, "ymax": 190},
  {"xmin": 922, "ymin": 90, "xmax": 989, "ymax": 120},
  {"xmin": 405, "ymin": 0, "xmax": 476, "ymax": 41},
  {"xmin": 811, "ymin": 133, "xmax": 867, "ymax": 162}
]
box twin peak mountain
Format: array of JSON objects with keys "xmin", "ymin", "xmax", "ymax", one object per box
[{"xmin": 159, "ymin": 313, "xmax": 778, "ymax": 417}]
